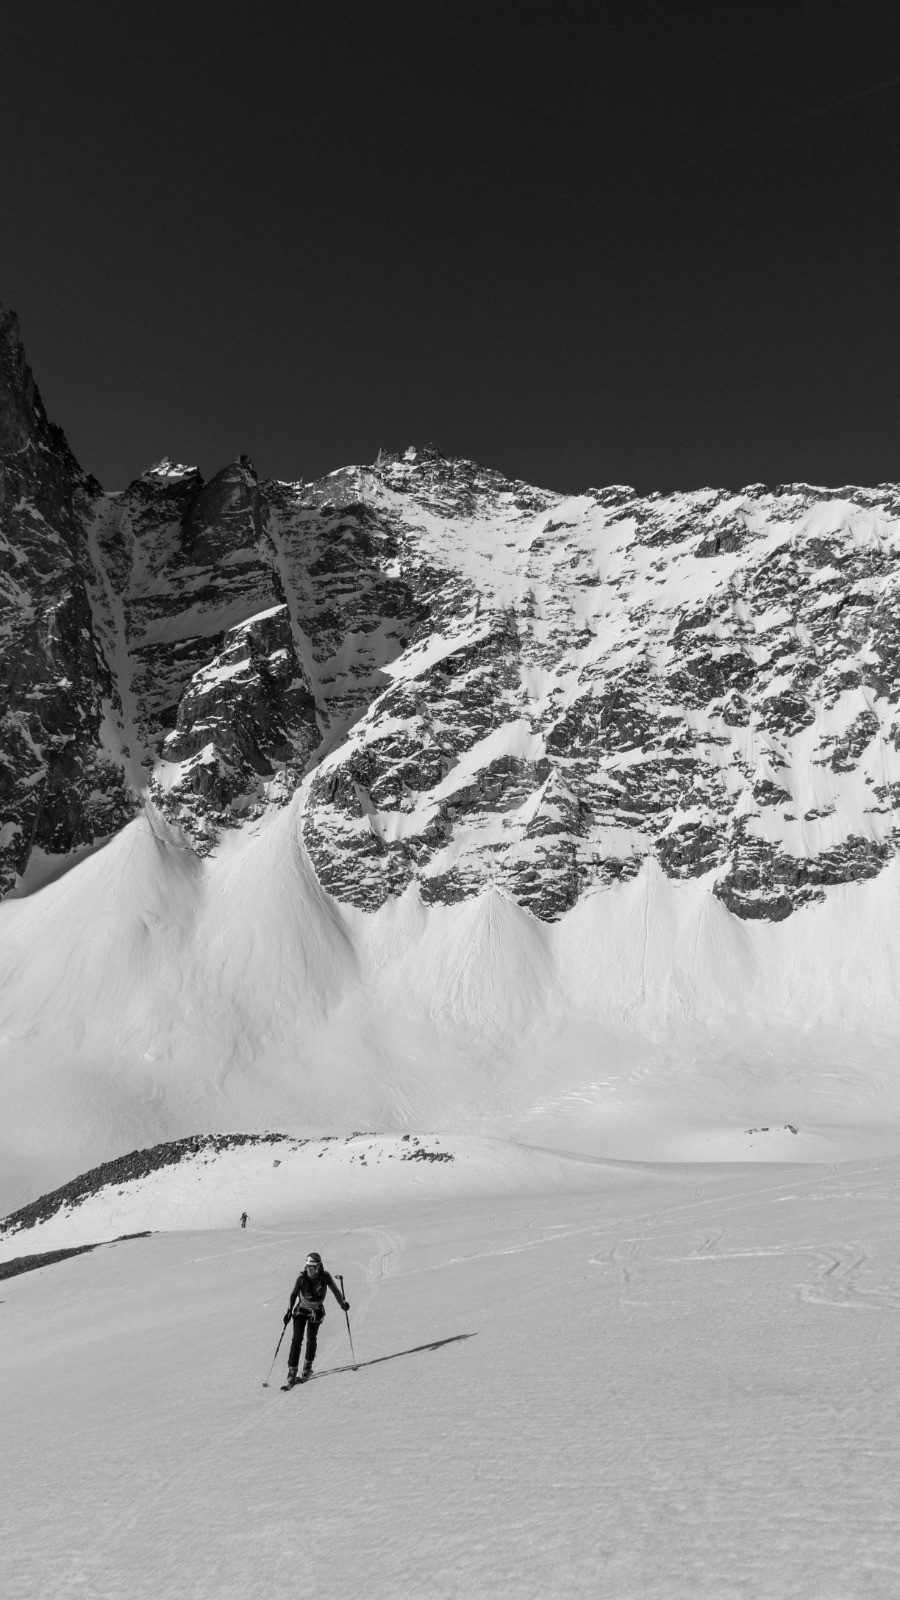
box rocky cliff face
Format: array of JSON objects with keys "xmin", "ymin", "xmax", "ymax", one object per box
[
  {"xmin": 0, "ymin": 311, "xmax": 136, "ymax": 892},
  {"xmin": 2, "ymin": 309, "xmax": 899, "ymax": 917}
]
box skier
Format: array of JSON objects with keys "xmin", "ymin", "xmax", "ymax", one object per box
[
  {"xmin": 240, "ymin": 1212, "xmax": 248, "ymax": 1228},
  {"xmin": 283, "ymin": 1251, "xmax": 349, "ymax": 1386}
]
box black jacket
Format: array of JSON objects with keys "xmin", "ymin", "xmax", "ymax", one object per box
[{"xmin": 289, "ymin": 1268, "xmax": 346, "ymax": 1319}]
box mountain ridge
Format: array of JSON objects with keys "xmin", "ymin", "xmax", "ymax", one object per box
[{"xmin": 3, "ymin": 305, "xmax": 899, "ymax": 922}]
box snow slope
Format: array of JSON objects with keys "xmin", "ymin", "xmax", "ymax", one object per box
[
  {"xmin": 3, "ymin": 307, "xmax": 900, "ymax": 1217},
  {"xmin": 2, "ymin": 795, "xmax": 900, "ymax": 1214},
  {"xmin": 0, "ymin": 1134, "xmax": 636, "ymax": 1261},
  {"xmin": 4, "ymin": 1149, "xmax": 900, "ymax": 1599}
]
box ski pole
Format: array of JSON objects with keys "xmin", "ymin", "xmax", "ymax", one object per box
[
  {"xmin": 338, "ymin": 1275, "xmax": 357, "ymax": 1369},
  {"xmin": 262, "ymin": 1322, "xmax": 288, "ymax": 1387}
]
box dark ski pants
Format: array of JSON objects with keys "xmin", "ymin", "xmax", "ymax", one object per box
[{"xmin": 289, "ymin": 1311, "xmax": 321, "ymax": 1368}]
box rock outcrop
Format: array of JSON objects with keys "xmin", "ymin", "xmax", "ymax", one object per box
[{"xmin": 0, "ymin": 309, "xmax": 135, "ymax": 892}]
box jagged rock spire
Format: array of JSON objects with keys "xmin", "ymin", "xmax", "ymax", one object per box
[{"xmin": 0, "ymin": 304, "xmax": 48, "ymax": 455}]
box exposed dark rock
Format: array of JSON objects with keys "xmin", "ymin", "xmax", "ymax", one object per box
[
  {"xmin": 0, "ymin": 1234, "xmax": 152, "ymax": 1280},
  {"xmin": 153, "ymin": 605, "xmax": 319, "ymax": 834},
  {"xmin": 657, "ymin": 819, "xmax": 723, "ymax": 878},
  {"xmin": 752, "ymin": 778, "xmax": 793, "ymax": 808},
  {"xmin": 0, "ymin": 306, "xmax": 136, "ymax": 890},
  {"xmin": 714, "ymin": 828, "xmax": 893, "ymax": 920}
]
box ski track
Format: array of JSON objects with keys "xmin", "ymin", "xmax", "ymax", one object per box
[
  {"xmin": 799, "ymin": 1242, "xmax": 900, "ymax": 1313},
  {"xmin": 401, "ymin": 1170, "xmax": 834, "ymax": 1278}
]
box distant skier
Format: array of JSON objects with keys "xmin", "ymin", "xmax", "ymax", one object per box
[
  {"xmin": 283, "ymin": 1252, "xmax": 349, "ymax": 1386},
  {"xmin": 240, "ymin": 1212, "xmax": 248, "ymax": 1228}
]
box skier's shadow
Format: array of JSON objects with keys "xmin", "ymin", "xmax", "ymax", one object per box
[{"xmin": 316, "ymin": 1333, "xmax": 475, "ymax": 1378}]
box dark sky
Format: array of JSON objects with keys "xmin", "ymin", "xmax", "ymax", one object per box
[{"xmin": 3, "ymin": 1, "xmax": 900, "ymax": 493}]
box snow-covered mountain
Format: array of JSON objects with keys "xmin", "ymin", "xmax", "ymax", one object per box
[
  {"xmin": 4, "ymin": 307, "xmax": 899, "ymax": 919},
  {"xmin": 2, "ymin": 303, "xmax": 900, "ymax": 1210}
]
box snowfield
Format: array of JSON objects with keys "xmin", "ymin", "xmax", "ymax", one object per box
[
  {"xmin": 2, "ymin": 799, "xmax": 900, "ymax": 1217},
  {"xmin": 4, "ymin": 762, "xmax": 899, "ymax": 1598},
  {"xmin": 4, "ymin": 1144, "xmax": 900, "ymax": 1599},
  {"xmin": 6, "ymin": 315, "xmax": 900, "ymax": 1595}
]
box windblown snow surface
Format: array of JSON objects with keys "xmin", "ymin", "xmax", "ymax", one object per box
[
  {"xmin": 4, "ymin": 816, "xmax": 900, "ymax": 1595},
  {"xmin": 4, "ymin": 1141, "xmax": 900, "ymax": 1598}
]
